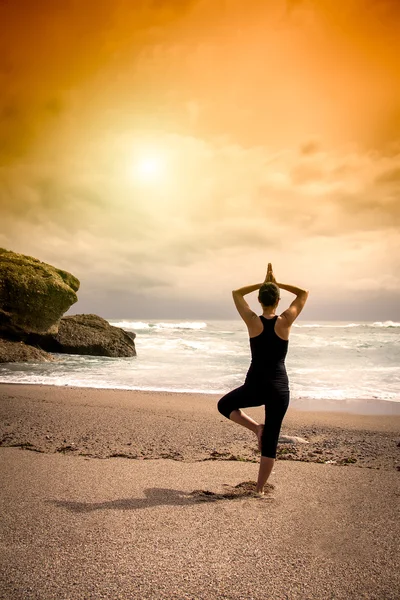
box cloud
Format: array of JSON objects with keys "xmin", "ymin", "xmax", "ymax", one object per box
[
  {"xmin": 1, "ymin": 131, "xmax": 399, "ymax": 289},
  {"xmin": 300, "ymin": 139, "xmax": 321, "ymax": 156},
  {"xmin": 1, "ymin": 0, "xmax": 399, "ymax": 318},
  {"xmin": 375, "ymin": 167, "xmax": 400, "ymax": 185}
]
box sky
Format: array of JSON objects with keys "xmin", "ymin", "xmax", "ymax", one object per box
[{"xmin": 0, "ymin": 0, "xmax": 399, "ymax": 320}]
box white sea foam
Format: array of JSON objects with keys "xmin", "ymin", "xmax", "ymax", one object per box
[
  {"xmin": 109, "ymin": 320, "xmax": 208, "ymax": 331},
  {"xmin": 181, "ymin": 341, "xmax": 208, "ymax": 350},
  {"xmin": 294, "ymin": 323, "xmax": 360, "ymax": 329},
  {"xmin": 294, "ymin": 321, "xmax": 400, "ymax": 329},
  {"xmin": 371, "ymin": 321, "xmax": 400, "ymax": 328},
  {"xmin": 110, "ymin": 321, "xmax": 151, "ymax": 330},
  {"xmin": 154, "ymin": 322, "xmax": 207, "ymax": 330}
]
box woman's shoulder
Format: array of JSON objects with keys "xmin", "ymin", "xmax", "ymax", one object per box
[
  {"xmin": 274, "ymin": 314, "xmax": 290, "ymax": 341},
  {"xmin": 247, "ymin": 315, "xmax": 264, "ymax": 338}
]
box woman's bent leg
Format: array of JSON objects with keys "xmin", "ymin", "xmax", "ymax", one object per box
[
  {"xmin": 229, "ymin": 409, "xmax": 259, "ymax": 434},
  {"xmin": 217, "ymin": 386, "xmax": 263, "ymax": 438}
]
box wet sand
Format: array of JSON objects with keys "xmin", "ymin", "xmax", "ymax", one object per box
[{"xmin": 0, "ymin": 384, "xmax": 399, "ymax": 599}]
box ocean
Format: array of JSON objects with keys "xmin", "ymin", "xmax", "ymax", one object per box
[{"xmin": 0, "ymin": 319, "xmax": 399, "ymax": 405}]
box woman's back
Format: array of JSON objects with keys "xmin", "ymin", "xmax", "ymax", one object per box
[{"xmin": 246, "ymin": 315, "xmax": 289, "ymax": 385}]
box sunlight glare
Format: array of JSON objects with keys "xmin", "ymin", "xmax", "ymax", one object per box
[{"xmin": 134, "ymin": 156, "xmax": 165, "ymax": 183}]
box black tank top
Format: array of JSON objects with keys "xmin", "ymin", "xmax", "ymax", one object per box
[{"xmin": 245, "ymin": 315, "xmax": 289, "ymax": 387}]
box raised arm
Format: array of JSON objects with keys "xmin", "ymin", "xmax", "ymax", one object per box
[
  {"xmin": 232, "ymin": 283, "xmax": 263, "ymax": 326},
  {"xmin": 278, "ymin": 282, "xmax": 309, "ymax": 326}
]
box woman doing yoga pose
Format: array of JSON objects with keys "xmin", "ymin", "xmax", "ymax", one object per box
[{"xmin": 217, "ymin": 263, "xmax": 309, "ymax": 495}]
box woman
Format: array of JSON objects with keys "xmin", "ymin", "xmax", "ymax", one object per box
[{"xmin": 217, "ymin": 263, "xmax": 309, "ymax": 496}]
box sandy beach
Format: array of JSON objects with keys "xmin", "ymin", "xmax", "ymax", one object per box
[{"xmin": 1, "ymin": 384, "xmax": 399, "ymax": 599}]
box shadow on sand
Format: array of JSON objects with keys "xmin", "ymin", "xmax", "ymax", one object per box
[{"xmin": 48, "ymin": 481, "xmax": 274, "ymax": 512}]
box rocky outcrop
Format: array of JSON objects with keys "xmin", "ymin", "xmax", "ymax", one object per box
[
  {"xmin": 0, "ymin": 248, "xmax": 79, "ymax": 337},
  {"xmin": 32, "ymin": 314, "xmax": 136, "ymax": 357},
  {"xmin": 0, "ymin": 338, "xmax": 55, "ymax": 363},
  {"xmin": 0, "ymin": 249, "xmax": 137, "ymax": 363}
]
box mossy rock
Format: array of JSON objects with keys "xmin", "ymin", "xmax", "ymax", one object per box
[{"xmin": 0, "ymin": 248, "xmax": 79, "ymax": 336}]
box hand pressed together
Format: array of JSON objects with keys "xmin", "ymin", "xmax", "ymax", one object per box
[{"xmin": 264, "ymin": 262, "xmax": 277, "ymax": 285}]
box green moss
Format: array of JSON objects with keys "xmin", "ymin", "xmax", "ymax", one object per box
[{"xmin": 0, "ymin": 248, "xmax": 80, "ymax": 335}]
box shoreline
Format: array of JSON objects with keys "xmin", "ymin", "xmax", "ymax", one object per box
[{"xmin": 1, "ymin": 381, "xmax": 399, "ymax": 415}]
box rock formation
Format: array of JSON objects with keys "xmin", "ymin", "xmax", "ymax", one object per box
[
  {"xmin": 0, "ymin": 338, "xmax": 56, "ymax": 363},
  {"xmin": 0, "ymin": 248, "xmax": 79, "ymax": 337},
  {"xmin": 0, "ymin": 249, "xmax": 136, "ymax": 363},
  {"xmin": 33, "ymin": 314, "xmax": 136, "ymax": 357}
]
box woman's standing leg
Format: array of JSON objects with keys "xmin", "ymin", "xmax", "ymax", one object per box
[
  {"xmin": 256, "ymin": 457, "xmax": 275, "ymax": 493},
  {"xmin": 256, "ymin": 392, "xmax": 289, "ymax": 494}
]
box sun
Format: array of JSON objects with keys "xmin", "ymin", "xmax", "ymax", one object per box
[{"xmin": 133, "ymin": 156, "xmax": 165, "ymax": 183}]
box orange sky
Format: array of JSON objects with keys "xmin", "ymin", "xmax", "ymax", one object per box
[{"xmin": 0, "ymin": 0, "xmax": 399, "ymax": 319}]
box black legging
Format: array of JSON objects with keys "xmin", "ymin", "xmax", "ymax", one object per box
[{"xmin": 217, "ymin": 384, "xmax": 290, "ymax": 458}]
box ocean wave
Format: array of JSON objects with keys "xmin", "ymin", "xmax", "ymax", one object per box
[
  {"xmin": 294, "ymin": 323, "xmax": 360, "ymax": 329},
  {"xmin": 154, "ymin": 322, "xmax": 207, "ymax": 330},
  {"xmin": 295, "ymin": 321, "xmax": 400, "ymax": 329},
  {"xmin": 371, "ymin": 321, "xmax": 400, "ymax": 328},
  {"xmin": 181, "ymin": 341, "xmax": 208, "ymax": 350},
  {"xmin": 108, "ymin": 321, "xmax": 207, "ymax": 331},
  {"xmin": 109, "ymin": 321, "xmax": 150, "ymax": 330}
]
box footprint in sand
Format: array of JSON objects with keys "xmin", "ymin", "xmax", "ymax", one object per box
[{"xmin": 190, "ymin": 480, "xmax": 274, "ymax": 501}]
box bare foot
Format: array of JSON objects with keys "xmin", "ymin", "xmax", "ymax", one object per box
[{"xmin": 256, "ymin": 424, "xmax": 264, "ymax": 452}]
